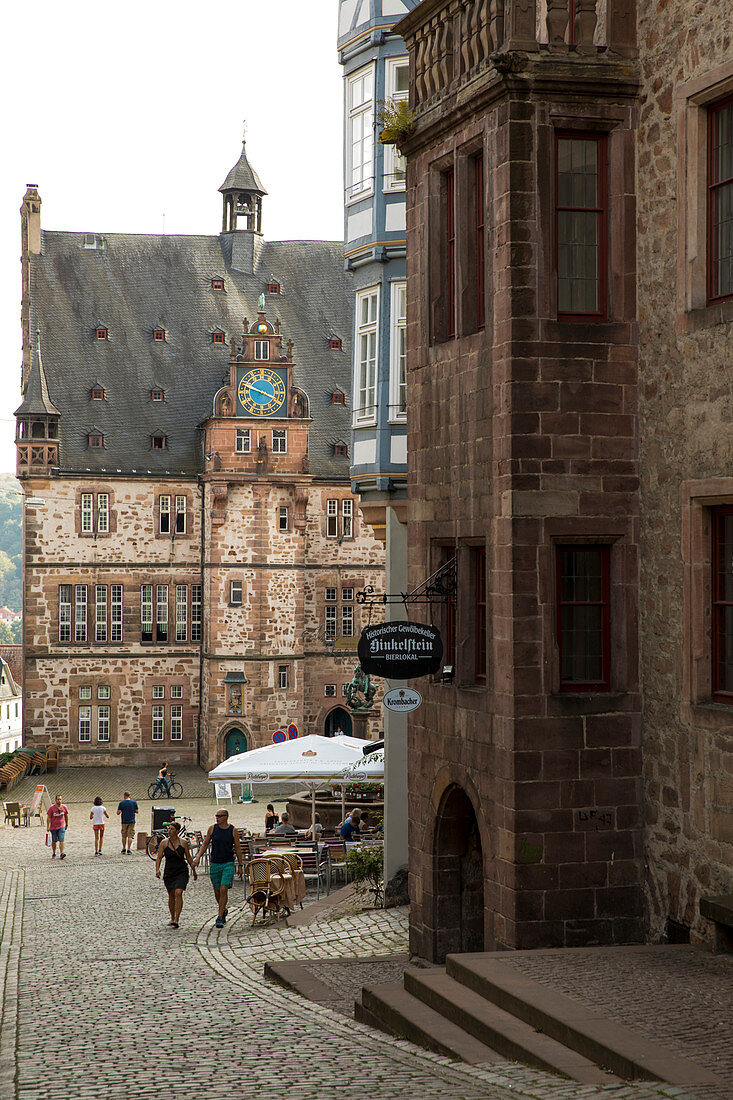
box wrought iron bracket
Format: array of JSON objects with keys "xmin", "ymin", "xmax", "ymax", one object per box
[{"xmin": 356, "ymin": 555, "xmax": 456, "ymax": 608}]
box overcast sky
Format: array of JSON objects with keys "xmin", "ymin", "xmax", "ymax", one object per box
[{"xmin": 0, "ymin": 0, "xmax": 345, "ymax": 474}]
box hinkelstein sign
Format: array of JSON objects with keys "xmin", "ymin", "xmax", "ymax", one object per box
[{"xmin": 358, "ymin": 621, "xmax": 443, "ymax": 679}]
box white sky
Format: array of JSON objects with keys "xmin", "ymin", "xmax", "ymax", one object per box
[{"xmin": 0, "ymin": 0, "xmax": 345, "ymax": 474}]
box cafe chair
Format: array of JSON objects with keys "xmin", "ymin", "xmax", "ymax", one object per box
[{"xmin": 244, "ymin": 858, "xmax": 289, "ymax": 924}]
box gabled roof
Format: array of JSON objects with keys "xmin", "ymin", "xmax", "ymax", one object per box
[
  {"xmin": 15, "ymin": 331, "xmax": 61, "ymax": 418},
  {"xmin": 219, "ymin": 140, "xmax": 267, "ymax": 196}
]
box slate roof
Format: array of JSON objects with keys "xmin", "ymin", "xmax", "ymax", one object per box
[
  {"xmin": 14, "ymin": 331, "xmax": 61, "ymax": 418},
  {"xmin": 26, "ymin": 230, "xmax": 353, "ymax": 480},
  {"xmin": 219, "ymin": 141, "xmax": 267, "ymax": 196}
]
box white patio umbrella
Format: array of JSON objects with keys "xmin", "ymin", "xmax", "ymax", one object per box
[
  {"xmin": 208, "ymin": 734, "xmax": 367, "ymax": 839},
  {"xmin": 329, "ymin": 748, "xmax": 385, "ymax": 822}
]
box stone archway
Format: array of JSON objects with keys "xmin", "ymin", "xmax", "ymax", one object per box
[
  {"xmin": 324, "ymin": 707, "xmax": 352, "ymax": 737},
  {"xmin": 433, "ymin": 784, "xmax": 485, "ymax": 961},
  {"xmin": 218, "ymin": 723, "xmax": 250, "ymax": 763}
]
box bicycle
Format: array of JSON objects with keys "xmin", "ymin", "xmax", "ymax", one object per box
[
  {"xmin": 146, "ymin": 815, "xmax": 195, "ymax": 860},
  {"xmin": 147, "ymin": 772, "xmax": 183, "ymax": 799}
]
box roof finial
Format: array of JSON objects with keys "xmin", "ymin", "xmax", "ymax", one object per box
[{"xmin": 242, "ymin": 119, "xmax": 247, "ymax": 147}]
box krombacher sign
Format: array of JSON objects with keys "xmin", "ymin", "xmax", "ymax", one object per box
[{"xmin": 358, "ymin": 620, "xmax": 443, "ymax": 679}]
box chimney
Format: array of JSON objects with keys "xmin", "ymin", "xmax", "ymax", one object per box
[{"xmin": 21, "ymin": 185, "xmax": 42, "ymax": 255}]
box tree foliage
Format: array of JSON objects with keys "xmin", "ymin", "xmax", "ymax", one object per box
[{"xmin": 0, "ymin": 476, "xmax": 22, "ymax": 614}]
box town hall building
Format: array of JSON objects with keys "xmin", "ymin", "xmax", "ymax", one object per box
[{"xmin": 16, "ymin": 138, "xmax": 385, "ymax": 767}]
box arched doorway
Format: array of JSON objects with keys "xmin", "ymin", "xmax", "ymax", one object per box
[
  {"xmin": 433, "ymin": 785, "xmax": 484, "ymax": 960},
  {"xmin": 224, "ymin": 727, "xmax": 247, "ymax": 758},
  {"xmin": 324, "ymin": 707, "xmax": 352, "ymax": 737}
]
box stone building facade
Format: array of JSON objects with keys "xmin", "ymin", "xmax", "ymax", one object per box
[
  {"xmin": 16, "ymin": 142, "xmax": 384, "ymax": 768},
  {"xmin": 398, "ymin": 0, "xmax": 731, "ymax": 958}
]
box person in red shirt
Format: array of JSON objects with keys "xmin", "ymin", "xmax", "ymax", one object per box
[{"xmin": 46, "ymin": 794, "xmax": 69, "ymax": 859}]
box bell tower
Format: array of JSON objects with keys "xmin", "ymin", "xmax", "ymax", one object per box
[{"xmin": 219, "ymin": 126, "xmax": 267, "ymax": 235}]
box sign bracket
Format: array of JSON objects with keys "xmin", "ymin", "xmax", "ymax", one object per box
[{"xmin": 356, "ymin": 555, "xmax": 456, "ymax": 609}]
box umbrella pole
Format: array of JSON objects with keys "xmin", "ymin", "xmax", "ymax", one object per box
[
  {"xmin": 311, "ymin": 785, "xmax": 316, "ymax": 849},
  {"xmin": 341, "ymin": 785, "xmax": 345, "ymax": 826}
]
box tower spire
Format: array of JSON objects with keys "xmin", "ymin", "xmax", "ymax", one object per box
[{"xmin": 219, "ymin": 128, "xmax": 267, "ymax": 234}]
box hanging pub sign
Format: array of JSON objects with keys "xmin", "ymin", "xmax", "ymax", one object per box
[{"xmin": 358, "ymin": 620, "xmax": 443, "ymax": 679}]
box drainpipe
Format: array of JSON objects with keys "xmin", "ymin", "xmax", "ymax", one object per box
[{"xmin": 197, "ymin": 474, "xmax": 205, "ymax": 768}]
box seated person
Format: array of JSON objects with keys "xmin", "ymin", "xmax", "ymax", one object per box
[
  {"xmin": 340, "ymin": 808, "xmax": 361, "ymax": 842},
  {"xmin": 264, "ymin": 803, "xmax": 279, "ymax": 832},
  {"xmin": 270, "ymin": 811, "xmax": 297, "ymax": 836},
  {"xmin": 360, "ymin": 811, "xmax": 374, "ymax": 834},
  {"xmin": 302, "ymin": 813, "xmax": 322, "ymax": 840}
]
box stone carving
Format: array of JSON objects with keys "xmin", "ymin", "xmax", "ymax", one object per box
[{"xmin": 345, "ymin": 664, "xmax": 377, "ymax": 713}]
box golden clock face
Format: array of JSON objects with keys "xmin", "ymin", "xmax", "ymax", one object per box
[{"xmin": 237, "ymin": 367, "xmax": 286, "ymax": 417}]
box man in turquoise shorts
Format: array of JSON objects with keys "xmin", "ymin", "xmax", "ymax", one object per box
[{"xmin": 194, "ymin": 809, "xmax": 243, "ymax": 928}]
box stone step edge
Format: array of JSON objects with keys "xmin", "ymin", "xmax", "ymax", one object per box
[
  {"xmin": 359, "ymin": 981, "xmax": 504, "ymax": 1065},
  {"xmin": 264, "ymin": 960, "xmax": 341, "ymax": 1004},
  {"xmin": 404, "ymin": 968, "xmax": 619, "ymax": 1085},
  {"xmin": 445, "ymin": 953, "xmax": 726, "ymax": 1087}
]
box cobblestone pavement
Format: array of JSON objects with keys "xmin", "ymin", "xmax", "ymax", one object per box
[{"xmin": 0, "ymin": 821, "xmax": 709, "ymax": 1100}]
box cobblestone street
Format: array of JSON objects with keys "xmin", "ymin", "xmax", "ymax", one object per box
[{"xmin": 0, "ymin": 816, "xmax": 714, "ymax": 1100}]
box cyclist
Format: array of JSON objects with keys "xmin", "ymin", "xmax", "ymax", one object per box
[{"xmin": 155, "ymin": 761, "xmax": 172, "ymax": 797}]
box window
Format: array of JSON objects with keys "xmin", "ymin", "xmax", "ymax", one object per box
[
  {"xmin": 268, "ymin": 281, "xmax": 280, "ymax": 294},
  {"xmin": 348, "ymin": 65, "xmax": 374, "ymax": 199},
  {"xmin": 325, "ymin": 587, "xmax": 337, "ymax": 602},
  {"xmin": 556, "ymin": 133, "xmax": 607, "ymax": 319},
  {"xmin": 342, "ymin": 587, "xmax": 354, "ymax": 602},
  {"xmin": 329, "ymin": 338, "xmax": 342, "ymax": 351},
  {"xmin": 152, "ymin": 329, "xmax": 165, "ymax": 342},
  {"xmin": 384, "ymin": 59, "xmax": 408, "ymax": 191},
  {"xmin": 255, "ymin": 340, "xmax": 269, "ymax": 360},
  {"xmin": 278, "ymin": 665, "xmax": 288, "ymax": 689},
  {"xmin": 325, "ymin": 605, "xmax": 337, "ymax": 640},
  {"xmin": 151, "ymin": 388, "xmax": 165, "ymax": 401},
  {"xmin": 390, "ymin": 281, "xmax": 407, "ymax": 419},
  {"xmin": 342, "ymin": 498, "xmax": 354, "ymax": 539},
  {"xmin": 91, "ymin": 387, "xmax": 105, "ymax": 400},
  {"xmin": 211, "ymin": 278, "xmax": 224, "ymax": 291},
  {"xmin": 446, "ymin": 168, "xmax": 456, "ymax": 338},
  {"xmin": 95, "ymin": 585, "xmax": 107, "ymax": 643},
  {"xmin": 171, "ymin": 684, "xmax": 183, "ymax": 699},
  {"xmin": 324, "ymin": 684, "xmax": 336, "ymax": 697},
  {"xmin": 141, "ymin": 584, "xmax": 153, "ymax": 643},
  {"xmin": 272, "ymin": 429, "xmax": 286, "ymax": 454},
  {"xmin": 75, "ymin": 585, "xmax": 87, "ymax": 643},
  {"xmin": 191, "ymin": 585, "xmax": 202, "ymax": 642},
  {"xmin": 152, "ymin": 705, "xmax": 164, "ymax": 741},
  {"xmin": 152, "ymin": 685, "xmax": 165, "ymax": 700},
  {"xmin": 176, "ymin": 584, "xmax": 187, "ymax": 642},
  {"xmin": 212, "ymin": 331, "xmax": 226, "ymax": 344},
  {"xmin": 88, "ymin": 434, "xmax": 104, "ymax": 449},
  {"xmin": 156, "ymin": 585, "xmax": 168, "ymax": 643},
  {"xmin": 79, "ymin": 706, "xmax": 92, "ymax": 742},
  {"xmin": 342, "ymin": 606, "xmax": 354, "ymax": 637},
  {"xmin": 97, "ymin": 494, "xmax": 109, "ymax": 533},
  {"xmin": 170, "ymin": 705, "xmax": 182, "ymax": 740},
  {"xmin": 556, "ymin": 546, "xmax": 611, "ymax": 691},
  {"xmin": 236, "ymin": 428, "xmax": 251, "ymax": 453},
  {"xmin": 97, "ymin": 685, "xmax": 111, "ymax": 699},
  {"xmin": 474, "ymin": 153, "xmax": 485, "ymax": 331},
  {"xmin": 81, "ymin": 494, "xmax": 94, "ymax": 534},
  {"xmin": 95, "ymin": 327, "xmax": 108, "ymax": 340},
  {"xmin": 712, "ymin": 508, "xmax": 733, "ymax": 700},
  {"xmin": 159, "ymin": 495, "xmax": 171, "ymax": 534},
  {"xmin": 111, "ymin": 585, "xmax": 122, "ymax": 642},
  {"xmin": 474, "ymin": 546, "xmax": 487, "ymax": 684},
  {"xmin": 79, "ymin": 685, "xmax": 92, "ymax": 700},
  {"xmin": 151, "ymin": 434, "xmax": 167, "ymax": 450},
  {"xmin": 174, "ymin": 496, "xmax": 186, "ymax": 534},
  {"xmin": 278, "ymin": 506, "xmax": 289, "ymax": 532},
  {"xmin": 355, "ymin": 288, "xmax": 378, "ymax": 422},
  {"xmin": 709, "ymin": 97, "xmax": 733, "ymax": 302},
  {"xmin": 342, "ymin": 684, "xmax": 349, "ymax": 697},
  {"xmin": 331, "ymin": 391, "xmax": 345, "ymax": 404},
  {"xmin": 334, "ymin": 443, "xmax": 348, "ymax": 457},
  {"xmin": 97, "ymin": 705, "xmax": 110, "ymax": 741},
  {"xmin": 327, "ymin": 500, "xmax": 338, "ymax": 538},
  {"xmin": 230, "ymin": 580, "xmax": 243, "ymax": 606}
]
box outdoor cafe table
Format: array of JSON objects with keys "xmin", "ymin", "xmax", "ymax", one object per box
[{"xmin": 261, "ymin": 851, "xmax": 306, "ymax": 909}]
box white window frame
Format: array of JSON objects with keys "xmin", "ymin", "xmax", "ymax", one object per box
[
  {"xmin": 97, "ymin": 705, "xmax": 110, "ymax": 742},
  {"xmin": 325, "ymin": 587, "xmax": 337, "ymax": 602},
  {"xmin": 75, "ymin": 585, "xmax": 87, "ymax": 643},
  {"xmin": 152, "ymin": 685, "xmax": 165, "ymax": 700},
  {"xmin": 152, "ymin": 704, "xmax": 165, "ymax": 741},
  {"xmin": 174, "ymin": 496, "xmax": 186, "ymax": 534},
  {"xmin": 159, "ymin": 495, "xmax": 171, "ymax": 534},
  {"xmin": 347, "ymin": 63, "xmax": 375, "ymax": 202},
  {"xmin": 325, "ymin": 605, "xmax": 337, "ymax": 640},
  {"xmin": 156, "ymin": 585, "xmax": 168, "ymax": 642},
  {"xmin": 111, "ymin": 585, "xmax": 123, "ymax": 643},
  {"xmin": 81, "ymin": 493, "xmax": 94, "ymax": 534},
  {"xmin": 171, "ymin": 684, "xmax": 183, "ymax": 699},
  {"xmin": 79, "ymin": 705, "xmax": 92, "ymax": 742},
  {"xmin": 342, "ymin": 498, "xmax": 354, "ymax": 539},
  {"xmin": 272, "ymin": 429, "xmax": 287, "ymax": 454},
  {"xmin": 327, "ymin": 500, "xmax": 338, "ymax": 539},
  {"xmin": 95, "ymin": 585, "xmax": 107, "ymax": 643},
  {"xmin": 191, "ymin": 585, "xmax": 202, "ymax": 642},
  {"xmin": 383, "ymin": 57, "xmax": 408, "ymax": 192},
  {"xmin": 389, "ymin": 280, "xmax": 407, "ymax": 421},
  {"xmin": 354, "ymin": 287, "xmax": 379, "ymax": 424},
  {"xmin": 230, "ymin": 580, "xmax": 243, "ymax": 606},
  {"xmin": 97, "ymin": 685, "xmax": 111, "ymax": 700},
  {"xmin": 278, "ymin": 665, "xmax": 288, "ymax": 689},
  {"xmin": 79, "ymin": 685, "xmax": 92, "ymax": 700},
  {"xmin": 97, "ymin": 493, "xmax": 110, "ymax": 533},
  {"xmin": 278, "ymin": 506, "xmax": 289, "ymax": 532},
  {"xmin": 342, "ymin": 606, "xmax": 354, "ymax": 637},
  {"xmin": 342, "ymin": 587, "xmax": 354, "ymax": 602},
  {"xmin": 254, "ymin": 340, "xmax": 269, "ymax": 360},
  {"xmin": 141, "ymin": 584, "xmax": 153, "ymax": 642},
  {"xmin": 170, "ymin": 705, "xmax": 183, "ymax": 741},
  {"xmin": 236, "ymin": 428, "xmax": 251, "ymax": 454},
  {"xmin": 59, "ymin": 585, "xmax": 72, "ymax": 642},
  {"xmin": 176, "ymin": 584, "xmax": 187, "ymax": 642},
  {"xmin": 324, "ymin": 684, "xmax": 337, "ymax": 697}
]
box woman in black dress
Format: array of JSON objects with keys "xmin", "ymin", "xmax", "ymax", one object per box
[
  {"xmin": 155, "ymin": 821, "xmax": 197, "ymax": 928},
  {"xmin": 264, "ymin": 804, "xmax": 279, "ymax": 832}
]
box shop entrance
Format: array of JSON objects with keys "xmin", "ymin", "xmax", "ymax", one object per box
[{"xmin": 324, "ymin": 707, "xmax": 352, "ymax": 737}]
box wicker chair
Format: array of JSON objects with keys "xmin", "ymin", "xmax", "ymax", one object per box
[{"xmin": 244, "ymin": 858, "xmax": 288, "ymax": 924}]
